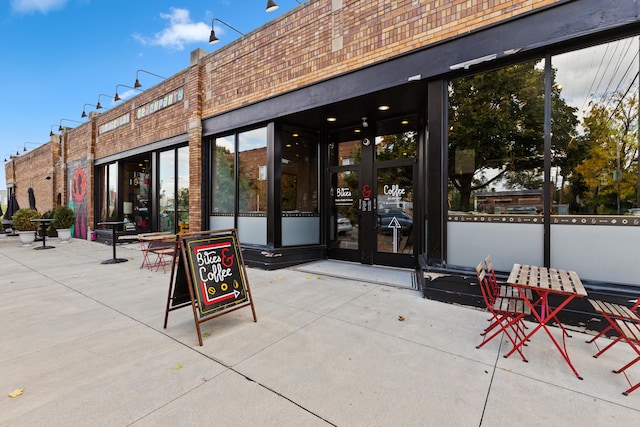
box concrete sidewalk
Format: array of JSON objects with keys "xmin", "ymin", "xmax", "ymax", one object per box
[{"xmin": 1, "ymin": 237, "xmax": 638, "ymax": 426}]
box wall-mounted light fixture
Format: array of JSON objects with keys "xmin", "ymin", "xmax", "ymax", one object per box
[
  {"xmin": 96, "ymin": 93, "xmax": 116, "ymax": 110},
  {"xmin": 266, "ymin": 0, "xmax": 302, "ymax": 11},
  {"xmin": 81, "ymin": 103, "xmax": 97, "ymax": 118},
  {"xmin": 114, "ymin": 83, "xmax": 141, "ymax": 101},
  {"xmin": 133, "ymin": 69, "xmax": 166, "ymax": 89},
  {"xmin": 23, "ymin": 142, "xmax": 44, "ymax": 152},
  {"xmin": 209, "ymin": 18, "xmax": 245, "ymax": 44},
  {"xmin": 58, "ymin": 118, "xmax": 83, "ymax": 131}
]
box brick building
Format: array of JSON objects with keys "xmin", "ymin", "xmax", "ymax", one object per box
[{"xmin": 5, "ymin": 0, "xmax": 640, "ymax": 291}]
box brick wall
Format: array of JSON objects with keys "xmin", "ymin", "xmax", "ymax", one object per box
[
  {"xmin": 10, "ymin": 142, "xmax": 59, "ymax": 213},
  {"xmin": 7, "ymin": 0, "xmax": 560, "ymax": 231},
  {"xmin": 200, "ymin": 0, "xmax": 558, "ymax": 117}
]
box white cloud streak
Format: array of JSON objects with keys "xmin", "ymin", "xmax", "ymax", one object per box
[
  {"xmin": 132, "ymin": 8, "xmax": 210, "ymax": 51},
  {"xmin": 11, "ymin": 0, "xmax": 67, "ymax": 14}
]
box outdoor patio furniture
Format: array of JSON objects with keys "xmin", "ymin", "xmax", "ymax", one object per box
[
  {"xmin": 505, "ymin": 264, "xmax": 588, "ymax": 379},
  {"xmin": 609, "ymin": 319, "xmax": 640, "ymax": 396},
  {"xmin": 587, "ymin": 297, "xmax": 640, "ymax": 358},
  {"xmin": 475, "ymin": 263, "xmax": 530, "ymax": 361},
  {"xmin": 138, "ymin": 232, "xmax": 176, "ymax": 273},
  {"xmin": 484, "ymin": 255, "xmax": 533, "ymax": 301}
]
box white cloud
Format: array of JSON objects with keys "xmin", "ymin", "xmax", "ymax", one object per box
[
  {"xmin": 133, "ymin": 8, "xmax": 210, "ymax": 51},
  {"xmin": 11, "ymin": 0, "xmax": 67, "ymax": 14}
]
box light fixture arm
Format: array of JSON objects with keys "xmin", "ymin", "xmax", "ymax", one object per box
[
  {"xmin": 59, "ymin": 118, "xmax": 83, "ymax": 131},
  {"xmin": 114, "ymin": 83, "xmax": 141, "ymax": 101},
  {"xmin": 96, "ymin": 93, "xmax": 115, "ymax": 110},
  {"xmin": 134, "ymin": 69, "xmax": 166, "ymax": 89},
  {"xmin": 81, "ymin": 103, "xmax": 97, "ymax": 118},
  {"xmin": 209, "ymin": 18, "xmax": 245, "ymax": 44},
  {"xmin": 23, "ymin": 142, "xmax": 44, "ymax": 152}
]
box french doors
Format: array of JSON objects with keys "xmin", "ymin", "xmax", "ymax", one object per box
[{"xmin": 328, "ymin": 116, "xmax": 417, "ymax": 268}]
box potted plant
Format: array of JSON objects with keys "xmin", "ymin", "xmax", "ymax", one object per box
[
  {"xmin": 52, "ymin": 205, "xmax": 75, "ymax": 243},
  {"xmin": 12, "ymin": 208, "xmax": 40, "ymax": 246}
]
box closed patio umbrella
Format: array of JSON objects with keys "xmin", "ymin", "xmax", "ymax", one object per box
[
  {"xmin": 28, "ymin": 187, "xmax": 36, "ymax": 210},
  {"xmin": 4, "ymin": 193, "xmax": 19, "ymax": 220}
]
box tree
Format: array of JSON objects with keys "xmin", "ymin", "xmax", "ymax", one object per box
[
  {"xmin": 573, "ymin": 92, "xmax": 639, "ymax": 213},
  {"xmin": 448, "ymin": 60, "xmax": 579, "ymax": 211}
]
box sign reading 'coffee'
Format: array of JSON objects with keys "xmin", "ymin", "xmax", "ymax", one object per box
[{"xmin": 183, "ymin": 232, "xmax": 248, "ymax": 316}]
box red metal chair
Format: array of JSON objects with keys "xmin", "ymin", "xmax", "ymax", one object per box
[
  {"xmin": 484, "ymin": 255, "xmax": 533, "ymax": 301},
  {"xmin": 587, "ymin": 296, "xmax": 640, "ymax": 358},
  {"xmin": 609, "ymin": 319, "xmax": 640, "ymax": 396},
  {"xmin": 475, "ymin": 263, "xmax": 531, "ymax": 361}
]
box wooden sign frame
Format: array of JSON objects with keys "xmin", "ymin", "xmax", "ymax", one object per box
[{"xmin": 163, "ymin": 229, "xmax": 257, "ymax": 345}]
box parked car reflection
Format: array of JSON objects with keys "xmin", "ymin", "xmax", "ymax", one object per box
[{"xmin": 337, "ymin": 214, "xmax": 353, "ymax": 235}]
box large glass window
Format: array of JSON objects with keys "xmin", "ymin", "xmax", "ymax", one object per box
[
  {"xmin": 177, "ymin": 146, "xmax": 189, "ymax": 233},
  {"xmin": 448, "ymin": 59, "xmax": 546, "ymax": 215},
  {"xmin": 282, "ymin": 126, "xmax": 319, "ymax": 246},
  {"xmin": 210, "ymin": 126, "xmax": 268, "ymax": 245},
  {"xmin": 158, "ymin": 146, "xmax": 189, "ymax": 233},
  {"xmin": 552, "ymin": 36, "xmax": 639, "ymax": 215},
  {"xmin": 212, "ymin": 134, "xmax": 235, "ymax": 214},
  {"xmin": 238, "ymin": 128, "xmax": 268, "ymax": 213},
  {"xmin": 158, "ymin": 150, "xmax": 174, "ymax": 232}
]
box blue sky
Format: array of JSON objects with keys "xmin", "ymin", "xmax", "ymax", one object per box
[{"xmin": 0, "ymin": 0, "xmax": 303, "ymax": 189}]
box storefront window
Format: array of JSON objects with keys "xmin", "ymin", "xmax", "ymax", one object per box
[
  {"xmin": 177, "ymin": 146, "xmax": 189, "ymax": 233},
  {"xmin": 282, "ymin": 127, "xmax": 320, "ymax": 246},
  {"xmin": 448, "ymin": 59, "xmax": 545, "ymax": 215},
  {"xmin": 212, "ymin": 134, "xmax": 235, "ymax": 214},
  {"xmin": 552, "ymin": 36, "xmax": 639, "ymax": 215},
  {"xmin": 100, "ymin": 162, "xmax": 118, "ymax": 221},
  {"xmin": 238, "ymin": 128, "xmax": 268, "ymax": 213},
  {"xmin": 158, "ymin": 150, "xmax": 174, "ymax": 232}
]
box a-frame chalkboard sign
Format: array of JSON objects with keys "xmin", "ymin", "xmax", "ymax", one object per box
[{"xmin": 163, "ymin": 229, "xmax": 257, "ymax": 345}]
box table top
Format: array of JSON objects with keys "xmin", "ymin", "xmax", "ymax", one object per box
[
  {"xmin": 507, "ymin": 263, "xmax": 587, "ymax": 297},
  {"xmin": 31, "ymin": 219, "xmax": 53, "ymax": 223},
  {"xmin": 98, "ymin": 221, "xmax": 126, "ymax": 226},
  {"xmin": 139, "ymin": 233, "xmax": 176, "ymax": 242}
]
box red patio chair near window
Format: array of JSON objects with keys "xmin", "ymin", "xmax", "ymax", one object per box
[
  {"xmin": 475, "ymin": 263, "xmax": 531, "ymax": 361},
  {"xmin": 588, "ymin": 296, "xmax": 640, "ymax": 358}
]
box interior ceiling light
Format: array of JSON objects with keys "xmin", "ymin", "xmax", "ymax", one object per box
[
  {"xmin": 378, "ymin": 105, "xmax": 390, "ymax": 111},
  {"xmin": 401, "ymin": 120, "xmax": 409, "ymax": 125},
  {"xmin": 326, "ymin": 117, "xmax": 337, "ymax": 122},
  {"xmin": 354, "ymin": 129, "xmax": 361, "ymax": 133}
]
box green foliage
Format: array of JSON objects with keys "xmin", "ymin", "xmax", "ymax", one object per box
[
  {"xmin": 52, "ymin": 205, "xmax": 75, "ymax": 229},
  {"xmin": 12, "ymin": 208, "xmax": 41, "ymax": 231},
  {"xmin": 448, "ymin": 60, "xmax": 578, "ymax": 211}
]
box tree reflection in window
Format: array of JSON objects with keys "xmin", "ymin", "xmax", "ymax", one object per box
[
  {"xmin": 553, "ymin": 36, "xmax": 639, "ymax": 215},
  {"xmin": 448, "ymin": 59, "xmax": 575, "ymax": 214}
]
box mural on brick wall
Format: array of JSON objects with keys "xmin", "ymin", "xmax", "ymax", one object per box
[{"xmin": 67, "ymin": 159, "xmax": 88, "ymax": 239}]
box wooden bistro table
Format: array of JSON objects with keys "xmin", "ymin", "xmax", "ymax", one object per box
[
  {"xmin": 31, "ymin": 219, "xmax": 55, "ymax": 250},
  {"xmin": 506, "ymin": 263, "xmax": 588, "ymax": 379},
  {"xmin": 97, "ymin": 221, "xmax": 128, "ymax": 264}
]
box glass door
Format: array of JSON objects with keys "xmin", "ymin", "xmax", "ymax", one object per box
[{"xmin": 328, "ymin": 115, "xmax": 417, "ymax": 267}]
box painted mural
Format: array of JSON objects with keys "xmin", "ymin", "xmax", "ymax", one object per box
[{"xmin": 67, "ymin": 159, "xmax": 88, "ymax": 239}]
